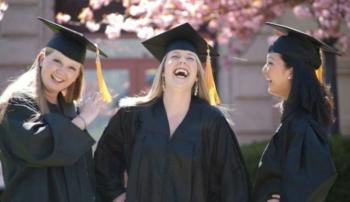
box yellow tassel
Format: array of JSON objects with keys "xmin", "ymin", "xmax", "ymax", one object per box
[
  {"xmin": 315, "ymin": 49, "xmax": 324, "ymax": 84},
  {"xmin": 315, "ymin": 65, "xmax": 323, "ymax": 83},
  {"xmin": 205, "ymin": 46, "xmax": 221, "ymax": 105},
  {"xmin": 95, "ymin": 45, "xmax": 112, "ymax": 103}
]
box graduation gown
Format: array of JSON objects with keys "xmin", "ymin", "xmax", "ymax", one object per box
[
  {"xmin": 252, "ymin": 110, "xmax": 337, "ymax": 202},
  {"xmin": 0, "ymin": 95, "xmax": 96, "ymax": 202},
  {"xmin": 94, "ymin": 96, "xmax": 251, "ymax": 202}
]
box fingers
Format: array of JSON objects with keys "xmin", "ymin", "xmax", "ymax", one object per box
[
  {"xmin": 267, "ymin": 194, "xmax": 280, "ymax": 202},
  {"xmin": 271, "ymin": 194, "xmax": 280, "ymax": 199}
]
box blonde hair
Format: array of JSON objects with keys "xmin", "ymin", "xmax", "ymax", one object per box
[
  {"xmin": 119, "ymin": 53, "xmax": 210, "ymax": 107},
  {"xmin": 0, "ymin": 47, "xmax": 84, "ymax": 122}
]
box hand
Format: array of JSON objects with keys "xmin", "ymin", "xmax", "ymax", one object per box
[
  {"xmin": 79, "ymin": 91, "xmax": 107, "ymax": 125},
  {"xmin": 267, "ymin": 194, "xmax": 280, "ymax": 202},
  {"xmin": 113, "ymin": 193, "xmax": 126, "ymax": 202}
]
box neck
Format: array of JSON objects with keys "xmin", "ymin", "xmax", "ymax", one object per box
[
  {"xmin": 44, "ymin": 90, "xmax": 58, "ymax": 104},
  {"xmin": 163, "ymin": 88, "xmax": 192, "ymax": 116}
]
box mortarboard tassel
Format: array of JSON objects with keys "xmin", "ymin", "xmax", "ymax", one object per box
[
  {"xmin": 95, "ymin": 45, "xmax": 112, "ymax": 103},
  {"xmin": 205, "ymin": 46, "xmax": 221, "ymax": 105},
  {"xmin": 315, "ymin": 50, "xmax": 324, "ymax": 84},
  {"xmin": 315, "ymin": 65, "xmax": 323, "ymax": 83}
]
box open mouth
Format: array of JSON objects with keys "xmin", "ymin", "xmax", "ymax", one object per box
[
  {"xmin": 173, "ymin": 68, "xmax": 189, "ymax": 79},
  {"xmin": 51, "ymin": 75, "xmax": 64, "ymax": 83}
]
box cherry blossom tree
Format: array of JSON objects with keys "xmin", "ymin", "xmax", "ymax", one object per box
[
  {"xmin": 0, "ymin": 0, "xmax": 8, "ymax": 21},
  {"xmin": 58, "ymin": 0, "xmax": 348, "ymax": 134}
]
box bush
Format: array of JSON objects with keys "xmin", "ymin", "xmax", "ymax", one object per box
[{"xmin": 241, "ymin": 135, "xmax": 350, "ymax": 202}]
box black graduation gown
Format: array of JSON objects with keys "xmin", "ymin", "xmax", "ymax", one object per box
[
  {"xmin": 252, "ymin": 110, "xmax": 337, "ymax": 202},
  {"xmin": 0, "ymin": 95, "xmax": 96, "ymax": 202},
  {"xmin": 94, "ymin": 97, "xmax": 251, "ymax": 202}
]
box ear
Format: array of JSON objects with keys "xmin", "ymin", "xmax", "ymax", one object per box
[{"xmin": 37, "ymin": 50, "xmax": 45, "ymax": 66}]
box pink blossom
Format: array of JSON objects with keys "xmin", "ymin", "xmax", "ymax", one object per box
[
  {"xmin": 137, "ymin": 26, "xmax": 155, "ymax": 39},
  {"xmin": 0, "ymin": 1, "xmax": 8, "ymax": 11},
  {"xmin": 56, "ymin": 12, "xmax": 71, "ymax": 24},
  {"xmin": 293, "ymin": 5, "xmax": 312, "ymax": 18},
  {"xmin": 129, "ymin": 5, "xmax": 146, "ymax": 16},
  {"xmin": 86, "ymin": 21, "xmax": 101, "ymax": 32},
  {"xmin": 208, "ymin": 19, "xmax": 219, "ymax": 33},
  {"xmin": 122, "ymin": 17, "xmax": 139, "ymax": 32},
  {"xmin": 105, "ymin": 13, "xmax": 124, "ymax": 26},
  {"xmin": 78, "ymin": 7, "xmax": 93, "ymax": 23},
  {"xmin": 89, "ymin": 0, "xmax": 108, "ymax": 10},
  {"xmin": 66, "ymin": 0, "xmax": 350, "ymax": 55},
  {"xmin": 105, "ymin": 24, "xmax": 122, "ymax": 39}
]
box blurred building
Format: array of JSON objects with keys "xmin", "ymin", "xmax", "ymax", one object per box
[{"xmin": 0, "ymin": 0, "xmax": 349, "ymax": 145}]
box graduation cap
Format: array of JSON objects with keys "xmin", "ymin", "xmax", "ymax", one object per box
[
  {"xmin": 142, "ymin": 23, "xmax": 221, "ymax": 105},
  {"xmin": 266, "ymin": 22, "xmax": 339, "ymax": 82},
  {"xmin": 38, "ymin": 17, "xmax": 112, "ymax": 102}
]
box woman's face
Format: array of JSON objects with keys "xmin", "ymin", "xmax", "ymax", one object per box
[
  {"xmin": 40, "ymin": 49, "xmax": 82, "ymax": 97},
  {"xmin": 163, "ymin": 49, "xmax": 198, "ymax": 92},
  {"xmin": 262, "ymin": 52, "xmax": 292, "ymax": 100}
]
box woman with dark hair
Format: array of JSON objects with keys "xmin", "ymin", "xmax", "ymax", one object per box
[
  {"xmin": 0, "ymin": 17, "xmax": 109, "ymax": 202},
  {"xmin": 94, "ymin": 23, "xmax": 251, "ymax": 202},
  {"xmin": 252, "ymin": 23, "xmax": 337, "ymax": 202}
]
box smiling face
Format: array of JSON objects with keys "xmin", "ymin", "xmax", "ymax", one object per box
[
  {"xmin": 262, "ymin": 52, "xmax": 293, "ymax": 100},
  {"xmin": 40, "ymin": 49, "xmax": 82, "ymax": 99},
  {"xmin": 163, "ymin": 49, "xmax": 199, "ymax": 93}
]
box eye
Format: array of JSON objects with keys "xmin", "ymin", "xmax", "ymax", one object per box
[
  {"xmin": 69, "ymin": 66, "xmax": 78, "ymax": 71},
  {"xmin": 186, "ymin": 57, "xmax": 195, "ymax": 61},
  {"xmin": 266, "ymin": 61, "xmax": 273, "ymax": 65},
  {"xmin": 53, "ymin": 58, "xmax": 61, "ymax": 64},
  {"xmin": 170, "ymin": 55, "xmax": 180, "ymax": 59}
]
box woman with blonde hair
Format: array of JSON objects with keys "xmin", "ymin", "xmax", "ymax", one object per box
[
  {"xmin": 0, "ymin": 17, "xmax": 108, "ymax": 202},
  {"xmin": 94, "ymin": 23, "xmax": 251, "ymax": 202}
]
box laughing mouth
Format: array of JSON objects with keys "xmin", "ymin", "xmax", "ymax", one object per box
[
  {"xmin": 174, "ymin": 68, "xmax": 189, "ymax": 78},
  {"xmin": 51, "ymin": 75, "xmax": 64, "ymax": 83}
]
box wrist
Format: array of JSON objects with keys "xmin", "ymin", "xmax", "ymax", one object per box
[{"xmin": 77, "ymin": 115, "xmax": 87, "ymax": 129}]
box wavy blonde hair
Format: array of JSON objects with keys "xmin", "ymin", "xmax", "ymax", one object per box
[
  {"xmin": 120, "ymin": 53, "xmax": 210, "ymax": 107},
  {"xmin": 0, "ymin": 47, "xmax": 84, "ymax": 122}
]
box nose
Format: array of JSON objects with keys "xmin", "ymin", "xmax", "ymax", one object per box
[
  {"xmin": 55, "ymin": 65, "xmax": 67, "ymax": 77},
  {"xmin": 178, "ymin": 56, "xmax": 186, "ymax": 64}
]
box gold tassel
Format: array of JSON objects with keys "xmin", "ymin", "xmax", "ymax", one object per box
[
  {"xmin": 315, "ymin": 49, "xmax": 324, "ymax": 83},
  {"xmin": 205, "ymin": 46, "xmax": 221, "ymax": 105},
  {"xmin": 95, "ymin": 45, "xmax": 112, "ymax": 103},
  {"xmin": 315, "ymin": 65, "xmax": 323, "ymax": 83}
]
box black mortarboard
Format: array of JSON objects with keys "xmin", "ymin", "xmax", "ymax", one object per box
[
  {"xmin": 38, "ymin": 17, "xmax": 107, "ymax": 63},
  {"xmin": 142, "ymin": 23, "xmax": 219, "ymax": 63},
  {"xmin": 38, "ymin": 17, "xmax": 112, "ymax": 102},
  {"xmin": 142, "ymin": 23, "xmax": 221, "ymax": 105},
  {"xmin": 266, "ymin": 22, "xmax": 338, "ymax": 70}
]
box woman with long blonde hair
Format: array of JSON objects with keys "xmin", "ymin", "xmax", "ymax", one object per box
[
  {"xmin": 0, "ymin": 18, "xmax": 108, "ymax": 202},
  {"xmin": 94, "ymin": 23, "xmax": 251, "ymax": 202}
]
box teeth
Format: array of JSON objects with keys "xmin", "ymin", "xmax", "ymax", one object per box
[
  {"xmin": 52, "ymin": 75, "xmax": 64, "ymax": 83},
  {"xmin": 174, "ymin": 68, "xmax": 189, "ymax": 78}
]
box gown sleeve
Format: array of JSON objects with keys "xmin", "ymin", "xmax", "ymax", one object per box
[
  {"xmin": 94, "ymin": 108, "xmax": 130, "ymax": 202},
  {"xmin": 2, "ymin": 99, "xmax": 95, "ymax": 167},
  {"xmin": 280, "ymin": 119, "xmax": 337, "ymax": 202},
  {"xmin": 207, "ymin": 114, "xmax": 251, "ymax": 202}
]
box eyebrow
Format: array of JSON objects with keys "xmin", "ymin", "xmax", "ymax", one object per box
[
  {"xmin": 267, "ymin": 55, "xmax": 274, "ymax": 60},
  {"xmin": 170, "ymin": 51, "xmax": 181, "ymax": 55},
  {"xmin": 186, "ymin": 52, "xmax": 196, "ymax": 57}
]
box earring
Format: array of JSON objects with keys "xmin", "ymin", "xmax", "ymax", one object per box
[
  {"xmin": 162, "ymin": 76, "xmax": 166, "ymax": 91},
  {"xmin": 194, "ymin": 81, "xmax": 199, "ymax": 96},
  {"xmin": 288, "ymin": 76, "xmax": 292, "ymax": 80}
]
